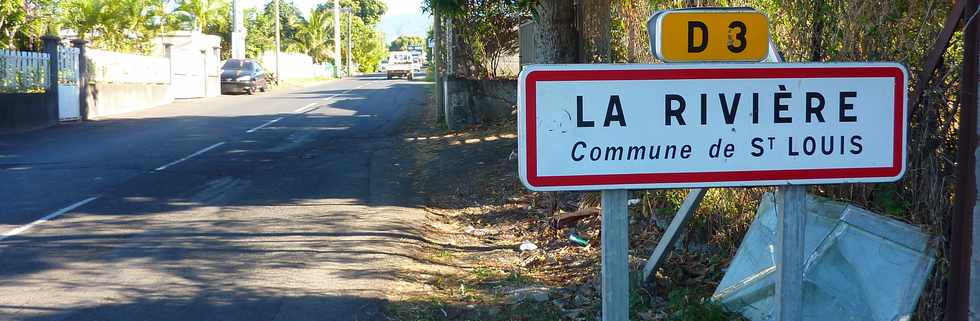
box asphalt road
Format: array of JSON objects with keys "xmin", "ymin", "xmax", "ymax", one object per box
[{"xmin": 0, "ymin": 75, "xmax": 430, "ymax": 321}]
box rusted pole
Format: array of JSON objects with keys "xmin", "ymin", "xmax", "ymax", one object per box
[
  {"xmin": 909, "ymin": 0, "xmax": 964, "ymax": 113},
  {"xmin": 949, "ymin": 0, "xmax": 977, "ymax": 320}
]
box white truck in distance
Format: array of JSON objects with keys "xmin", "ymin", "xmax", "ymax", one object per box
[{"xmin": 386, "ymin": 51, "xmax": 414, "ymax": 80}]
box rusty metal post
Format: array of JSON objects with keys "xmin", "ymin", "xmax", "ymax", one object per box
[{"xmin": 950, "ymin": 0, "xmax": 978, "ymax": 320}]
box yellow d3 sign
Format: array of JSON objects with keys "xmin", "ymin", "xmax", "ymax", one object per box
[{"xmin": 648, "ymin": 8, "xmax": 770, "ymax": 62}]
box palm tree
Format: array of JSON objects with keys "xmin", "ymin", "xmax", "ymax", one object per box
[
  {"xmin": 175, "ymin": 0, "xmax": 229, "ymax": 32},
  {"xmin": 289, "ymin": 9, "xmax": 333, "ymax": 63},
  {"xmin": 62, "ymin": 0, "xmax": 109, "ymax": 41},
  {"xmin": 60, "ymin": 0, "xmax": 165, "ymax": 52}
]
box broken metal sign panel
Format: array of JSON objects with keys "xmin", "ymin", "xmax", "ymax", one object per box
[{"xmin": 712, "ymin": 193, "xmax": 935, "ymax": 321}]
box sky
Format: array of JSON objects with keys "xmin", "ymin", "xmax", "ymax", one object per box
[{"xmin": 241, "ymin": 0, "xmax": 431, "ymax": 43}]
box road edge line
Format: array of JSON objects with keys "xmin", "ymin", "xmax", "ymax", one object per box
[
  {"xmin": 0, "ymin": 196, "xmax": 100, "ymax": 242},
  {"xmin": 154, "ymin": 141, "xmax": 226, "ymax": 172},
  {"xmin": 246, "ymin": 117, "xmax": 284, "ymax": 133}
]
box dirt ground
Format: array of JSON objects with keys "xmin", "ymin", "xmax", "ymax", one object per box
[{"xmin": 385, "ymin": 94, "xmax": 748, "ymax": 321}]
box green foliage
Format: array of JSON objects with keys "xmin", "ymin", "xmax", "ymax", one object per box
[
  {"xmin": 390, "ymin": 35, "xmax": 425, "ymax": 51},
  {"xmin": 666, "ymin": 289, "xmax": 741, "ymax": 321},
  {"xmin": 288, "ymin": 8, "xmax": 334, "ymax": 63},
  {"xmin": 306, "ymin": 0, "xmax": 387, "ymax": 72},
  {"xmin": 351, "ymin": 25, "xmax": 387, "ymax": 72},
  {"xmin": 870, "ymin": 185, "xmax": 912, "ymax": 217},
  {"xmin": 60, "ymin": 0, "xmax": 171, "ymax": 53},
  {"xmin": 175, "ymin": 0, "xmax": 229, "ymax": 32},
  {"xmin": 0, "ymin": 0, "xmax": 58, "ymax": 50},
  {"xmin": 243, "ymin": 0, "xmax": 307, "ymax": 60},
  {"xmin": 508, "ymin": 301, "xmax": 561, "ymax": 321},
  {"xmin": 316, "ymin": 0, "xmax": 387, "ymax": 26},
  {"xmin": 424, "ymin": 0, "xmax": 534, "ymax": 18},
  {"xmin": 2, "ymin": 0, "xmax": 387, "ymax": 71},
  {"xmin": 436, "ymin": 0, "xmax": 530, "ymax": 79},
  {"xmin": 243, "ymin": 7, "xmax": 273, "ymax": 59},
  {"xmin": 268, "ymin": 0, "xmax": 306, "ymax": 47},
  {"xmin": 343, "ymin": 12, "xmax": 387, "ymax": 72}
]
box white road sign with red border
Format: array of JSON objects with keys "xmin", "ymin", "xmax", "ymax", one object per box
[{"xmin": 518, "ymin": 63, "xmax": 908, "ymax": 191}]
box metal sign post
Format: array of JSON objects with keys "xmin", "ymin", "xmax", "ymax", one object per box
[
  {"xmin": 600, "ymin": 190, "xmax": 629, "ymax": 321},
  {"xmin": 775, "ymin": 185, "xmax": 805, "ymax": 320},
  {"xmin": 765, "ymin": 40, "xmax": 806, "ymax": 321}
]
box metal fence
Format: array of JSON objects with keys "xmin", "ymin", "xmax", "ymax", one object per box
[
  {"xmin": 0, "ymin": 49, "xmax": 50, "ymax": 93},
  {"xmin": 57, "ymin": 46, "xmax": 79, "ymax": 86}
]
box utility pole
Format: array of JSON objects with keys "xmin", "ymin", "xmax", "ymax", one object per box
[
  {"xmin": 347, "ymin": 11, "xmax": 352, "ymax": 76},
  {"xmin": 274, "ymin": 0, "xmax": 281, "ymax": 82},
  {"xmin": 433, "ymin": 6, "xmax": 444, "ymax": 122},
  {"xmin": 333, "ymin": 0, "xmax": 341, "ymax": 78},
  {"xmin": 231, "ymin": 0, "xmax": 245, "ymax": 59}
]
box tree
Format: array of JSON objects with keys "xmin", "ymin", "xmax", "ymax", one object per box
[
  {"xmin": 533, "ymin": 0, "xmax": 577, "ymax": 64},
  {"xmin": 175, "ymin": 0, "xmax": 229, "ymax": 32},
  {"xmin": 305, "ymin": 0, "xmax": 386, "ymax": 71},
  {"xmin": 425, "ymin": 0, "xmax": 531, "ymax": 79},
  {"xmin": 345, "ymin": 15, "xmax": 386, "ymax": 72},
  {"xmin": 316, "ymin": 0, "xmax": 387, "ymax": 26},
  {"xmin": 389, "ymin": 35, "xmax": 425, "ymax": 51},
  {"xmin": 289, "ymin": 8, "xmax": 335, "ymax": 63},
  {"xmin": 171, "ymin": 0, "xmax": 233, "ymax": 57},
  {"xmin": 244, "ymin": 7, "xmax": 274, "ymax": 58},
  {"xmin": 60, "ymin": 0, "xmax": 169, "ymax": 53},
  {"xmin": 0, "ymin": 0, "xmax": 56, "ymax": 50},
  {"xmin": 268, "ymin": 0, "xmax": 306, "ymax": 48},
  {"xmin": 61, "ymin": 0, "xmax": 107, "ymax": 41},
  {"xmin": 579, "ymin": 0, "xmax": 609, "ymax": 63}
]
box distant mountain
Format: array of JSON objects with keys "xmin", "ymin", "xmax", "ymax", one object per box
[{"xmin": 379, "ymin": 13, "xmax": 431, "ymax": 44}]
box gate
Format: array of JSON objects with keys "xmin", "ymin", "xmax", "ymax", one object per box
[
  {"xmin": 171, "ymin": 49, "xmax": 207, "ymax": 98},
  {"xmin": 57, "ymin": 46, "xmax": 80, "ymax": 121}
]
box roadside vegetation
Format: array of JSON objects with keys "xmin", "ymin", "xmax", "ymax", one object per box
[
  {"xmin": 390, "ymin": 92, "xmax": 750, "ymax": 321},
  {"xmin": 1, "ymin": 0, "xmax": 389, "ymax": 72}
]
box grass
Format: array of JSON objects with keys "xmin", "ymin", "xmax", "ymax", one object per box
[
  {"xmin": 385, "ymin": 264, "xmax": 560, "ymax": 321},
  {"xmin": 390, "ymin": 87, "xmax": 760, "ymax": 321},
  {"xmin": 664, "ymin": 289, "xmax": 744, "ymax": 321}
]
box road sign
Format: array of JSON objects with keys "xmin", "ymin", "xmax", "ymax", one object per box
[
  {"xmin": 649, "ymin": 8, "xmax": 770, "ymax": 62},
  {"xmin": 517, "ymin": 63, "xmax": 908, "ymax": 191}
]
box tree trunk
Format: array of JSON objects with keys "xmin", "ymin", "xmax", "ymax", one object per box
[
  {"xmin": 808, "ymin": 0, "xmax": 825, "ymax": 62},
  {"xmin": 534, "ymin": 0, "xmax": 578, "ymax": 64},
  {"xmin": 579, "ymin": 0, "xmax": 610, "ymax": 63},
  {"xmin": 617, "ymin": 0, "xmax": 654, "ymax": 63}
]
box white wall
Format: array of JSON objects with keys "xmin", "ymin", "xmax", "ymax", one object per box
[
  {"xmin": 260, "ymin": 51, "xmax": 331, "ymax": 80},
  {"xmin": 87, "ymin": 49, "xmax": 170, "ymax": 84},
  {"xmin": 85, "ymin": 49, "xmax": 174, "ymax": 118}
]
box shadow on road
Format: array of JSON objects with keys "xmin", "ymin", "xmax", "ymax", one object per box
[{"xmin": 0, "ymin": 77, "xmax": 468, "ymax": 321}]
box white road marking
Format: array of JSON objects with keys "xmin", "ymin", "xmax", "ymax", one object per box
[
  {"xmin": 246, "ymin": 117, "xmax": 284, "ymax": 133},
  {"xmin": 320, "ymin": 83, "xmax": 370, "ymax": 101},
  {"xmin": 0, "ymin": 196, "xmax": 100, "ymax": 242},
  {"xmin": 154, "ymin": 141, "xmax": 226, "ymax": 171},
  {"xmin": 293, "ymin": 102, "xmax": 319, "ymax": 113}
]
